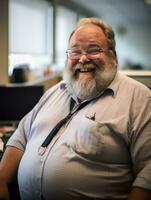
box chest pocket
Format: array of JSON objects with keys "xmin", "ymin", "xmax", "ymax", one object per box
[{"xmin": 64, "ymin": 114, "xmax": 130, "ymax": 164}]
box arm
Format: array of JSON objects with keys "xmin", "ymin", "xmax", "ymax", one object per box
[
  {"xmin": 128, "ymin": 187, "xmax": 151, "ymax": 200},
  {"xmin": 129, "ymin": 89, "xmax": 151, "ymax": 200},
  {"xmin": 0, "ymin": 146, "xmax": 23, "ymax": 200}
]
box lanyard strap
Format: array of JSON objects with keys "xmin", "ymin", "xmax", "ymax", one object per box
[{"xmin": 39, "ymin": 99, "xmax": 93, "ymax": 153}]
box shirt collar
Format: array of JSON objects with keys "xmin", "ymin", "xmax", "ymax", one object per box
[
  {"xmin": 107, "ymin": 72, "xmax": 121, "ymax": 98},
  {"xmin": 59, "ymin": 81, "xmax": 79, "ymax": 103}
]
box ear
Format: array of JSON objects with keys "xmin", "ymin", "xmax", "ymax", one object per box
[{"xmin": 111, "ymin": 50, "xmax": 118, "ymax": 64}]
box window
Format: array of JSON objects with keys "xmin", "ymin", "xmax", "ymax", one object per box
[
  {"xmin": 56, "ymin": 6, "xmax": 77, "ymax": 68},
  {"xmin": 9, "ymin": 0, "xmax": 53, "ymax": 75}
]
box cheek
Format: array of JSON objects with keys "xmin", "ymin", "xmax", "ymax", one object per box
[
  {"xmin": 67, "ymin": 59, "xmax": 77, "ymax": 69},
  {"xmin": 92, "ymin": 58, "xmax": 105, "ymax": 68},
  {"xmin": 94, "ymin": 54, "xmax": 115, "ymax": 69}
]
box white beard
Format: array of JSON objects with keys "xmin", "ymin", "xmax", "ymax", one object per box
[
  {"xmin": 63, "ymin": 61, "xmax": 117, "ymax": 101},
  {"xmin": 70, "ymin": 75, "xmax": 98, "ymax": 100}
]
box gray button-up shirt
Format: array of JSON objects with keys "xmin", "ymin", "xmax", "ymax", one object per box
[{"xmin": 7, "ymin": 72, "xmax": 151, "ymax": 200}]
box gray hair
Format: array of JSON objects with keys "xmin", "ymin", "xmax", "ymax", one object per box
[{"xmin": 69, "ymin": 17, "xmax": 117, "ymax": 57}]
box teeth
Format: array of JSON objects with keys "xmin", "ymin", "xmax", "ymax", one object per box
[
  {"xmin": 79, "ymin": 68, "xmax": 94, "ymax": 72},
  {"xmin": 80, "ymin": 69, "xmax": 89, "ymax": 72},
  {"xmin": 75, "ymin": 67, "xmax": 95, "ymax": 74}
]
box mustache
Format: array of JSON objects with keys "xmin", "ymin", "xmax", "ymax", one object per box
[{"xmin": 72, "ymin": 63, "xmax": 97, "ymax": 74}]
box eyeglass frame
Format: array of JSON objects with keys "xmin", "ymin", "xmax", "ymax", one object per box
[{"xmin": 66, "ymin": 46, "xmax": 112, "ymax": 60}]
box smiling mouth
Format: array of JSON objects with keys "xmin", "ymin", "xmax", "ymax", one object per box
[
  {"xmin": 75, "ymin": 67, "xmax": 96, "ymax": 74},
  {"xmin": 73, "ymin": 68, "xmax": 96, "ymax": 80}
]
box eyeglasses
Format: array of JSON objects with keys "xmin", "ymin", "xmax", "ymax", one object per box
[{"xmin": 66, "ymin": 47, "xmax": 110, "ymax": 60}]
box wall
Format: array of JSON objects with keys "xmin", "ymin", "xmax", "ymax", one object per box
[{"xmin": 116, "ymin": 24, "xmax": 151, "ymax": 70}]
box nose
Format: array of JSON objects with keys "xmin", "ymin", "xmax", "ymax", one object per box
[{"xmin": 78, "ymin": 54, "xmax": 90, "ymax": 64}]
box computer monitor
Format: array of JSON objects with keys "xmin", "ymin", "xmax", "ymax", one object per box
[{"xmin": 0, "ymin": 85, "xmax": 44, "ymax": 125}]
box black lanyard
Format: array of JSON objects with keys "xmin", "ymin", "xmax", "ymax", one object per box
[{"xmin": 38, "ymin": 98, "xmax": 93, "ymax": 155}]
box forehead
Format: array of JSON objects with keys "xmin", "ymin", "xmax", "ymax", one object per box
[{"xmin": 69, "ymin": 24, "xmax": 107, "ymax": 47}]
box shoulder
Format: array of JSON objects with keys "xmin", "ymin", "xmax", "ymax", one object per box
[
  {"xmin": 45, "ymin": 80, "xmax": 66, "ymax": 94},
  {"xmin": 116, "ymin": 72, "xmax": 151, "ymax": 98},
  {"xmin": 40, "ymin": 80, "xmax": 67, "ymax": 101}
]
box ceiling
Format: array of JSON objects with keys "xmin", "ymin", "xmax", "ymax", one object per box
[{"xmin": 70, "ymin": 0, "xmax": 151, "ymax": 28}]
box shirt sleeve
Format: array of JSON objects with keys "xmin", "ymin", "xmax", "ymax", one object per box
[
  {"xmin": 6, "ymin": 83, "xmax": 60, "ymax": 151},
  {"xmin": 6, "ymin": 99, "xmax": 43, "ymax": 151},
  {"xmin": 130, "ymin": 87, "xmax": 151, "ymax": 191}
]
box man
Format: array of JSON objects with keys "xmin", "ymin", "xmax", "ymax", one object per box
[{"xmin": 0, "ymin": 17, "xmax": 151, "ymax": 200}]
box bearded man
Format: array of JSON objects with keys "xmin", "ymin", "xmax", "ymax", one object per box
[{"xmin": 0, "ymin": 18, "xmax": 151, "ymax": 200}]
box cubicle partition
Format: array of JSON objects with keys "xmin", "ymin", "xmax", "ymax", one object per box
[{"xmin": 0, "ymin": 85, "xmax": 44, "ymax": 126}]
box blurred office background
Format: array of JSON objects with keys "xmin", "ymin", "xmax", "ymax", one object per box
[{"xmin": 0, "ymin": 0, "xmax": 151, "ymax": 87}]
